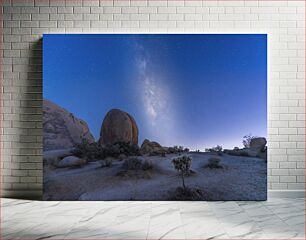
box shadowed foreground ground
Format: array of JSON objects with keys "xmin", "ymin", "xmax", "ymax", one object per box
[{"xmin": 43, "ymin": 152, "xmax": 267, "ymax": 201}]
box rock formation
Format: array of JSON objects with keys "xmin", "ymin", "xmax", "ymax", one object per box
[
  {"xmin": 250, "ymin": 137, "xmax": 267, "ymax": 151},
  {"xmin": 99, "ymin": 109, "xmax": 138, "ymax": 145},
  {"xmin": 140, "ymin": 139, "xmax": 166, "ymax": 155},
  {"xmin": 224, "ymin": 137, "xmax": 267, "ymax": 160},
  {"xmin": 43, "ymin": 99, "xmax": 95, "ymax": 151},
  {"xmin": 57, "ymin": 156, "xmax": 86, "ymax": 168}
]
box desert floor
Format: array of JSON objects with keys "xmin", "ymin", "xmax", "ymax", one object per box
[{"xmin": 43, "ymin": 152, "xmax": 267, "ymax": 201}]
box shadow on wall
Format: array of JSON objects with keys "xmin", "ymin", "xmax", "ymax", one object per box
[{"xmin": 7, "ymin": 38, "xmax": 43, "ymax": 200}]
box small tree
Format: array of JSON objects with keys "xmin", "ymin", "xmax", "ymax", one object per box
[
  {"xmin": 242, "ymin": 134, "xmax": 257, "ymax": 148},
  {"xmin": 172, "ymin": 155, "xmax": 192, "ymax": 191}
]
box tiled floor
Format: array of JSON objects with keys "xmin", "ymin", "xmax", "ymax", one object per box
[{"xmin": 2, "ymin": 198, "xmax": 305, "ymax": 239}]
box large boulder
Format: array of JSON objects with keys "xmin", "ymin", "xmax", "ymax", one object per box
[
  {"xmin": 43, "ymin": 148, "xmax": 75, "ymax": 166},
  {"xmin": 99, "ymin": 109, "xmax": 138, "ymax": 145},
  {"xmin": 43, "ymin": 99, "xmax": 95, "ymax": 151},
  {"xmin": 250, "ymin": 137, "xmax": 267, "ymax": 151},
  {"xmin": 57, "ymin": 156, "xmax": 86, "ymax": 168},
  {"xmin": 140, "ymin": 139, "xmax": 166, "ymax": 155}
]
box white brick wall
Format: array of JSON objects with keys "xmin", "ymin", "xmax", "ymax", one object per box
[{"xmin": 1, "ymin": 0, "xmax": 305, "ymax": 198}]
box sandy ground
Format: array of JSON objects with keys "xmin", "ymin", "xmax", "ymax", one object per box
[{"xmin": 43, "ymin": 152, "xmax": 267, "ymax": 201}]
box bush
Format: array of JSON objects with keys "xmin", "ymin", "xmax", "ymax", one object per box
[
  {"xmin": 73, "ymin": 140, "xmax": 140, "ymax": 162},
  {"xmin": 167, "ymin": 145, "xmax": 185, "ymax": 154},
  {"xmin": 205, "ymin": 145, "xmax": 222, "ymax": 153},
  {"xmin": 205, "ymin": 157, "xmax": 223, "ymax": 169},
  {"xmin": 172, "ymin": 155, "xmax": 192, "ymax": 190},
  {"xmin": 141, "ymin": 159, "xmax": 154, "ymax": 170},
  {"xmin": 73, "ymin": 139, "xmax": 105, "ymax": 160},
  {"xmin": 239, "ymin": 151, "xmax": 250, "ymax": 157},
  {"xmin": 123, "ymin": 157, "xmax": 154, "ymax": 171},
  {"xmin": 170, "ymin": 187, "xmax": 208, "ymax": 201},
  {"xmin": 123, "ymin": 157, "xmax": 142, "ymax": 170},
  {"xmin": 104, "ymin": 141, "xmax": 140, "ymax": 158},
  {"xmin": 97, "ymin": 157, "xmax": 113, "ymax": 168}
]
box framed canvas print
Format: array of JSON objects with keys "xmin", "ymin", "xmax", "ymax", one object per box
[{"xmin": 43, "ymin": 34, "xmax": 267, "ymax": 201}]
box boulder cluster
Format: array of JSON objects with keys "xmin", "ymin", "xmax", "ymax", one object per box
[
  {"xmin": 43, "ymin": 99, "xmax": 267, "ymax": 168},
  {"xmin": 43, "ymin": 100, "xmax": 168, "ymax": 156},
  {"xmin": 224, "ymin": 137, "xmax": 267, "ymax": 160}
]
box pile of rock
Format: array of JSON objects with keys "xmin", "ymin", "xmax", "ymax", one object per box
[
  {"xmin": 224, "ymin": 137, "xmax": 267, "ymax": 160},
  {"xmin": 44, "ymin": 103, "xmax": 141, "ymax": 168},
  {"xmin": 140, "ymin": 139, "xmax": 166, "ymax": 156}
]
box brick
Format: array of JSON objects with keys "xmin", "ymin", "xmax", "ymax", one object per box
[
  {"xmin": 74, "ymin": 6, "xmax": 90, "ymax": 13},
  {"xmin": 121, "ymin": 7, "xmax": 138, "ymax": 14},
  {"xmin": 83, "ymin": 0, "xmax": 99, "ymax": 7},
  {"xmin": 148, "ymin": 0, "xmax": 167, "ymax": 7},
  {"xmin": 39, "ymin": 6, "xmax": 57, "ymax": 14},
  {"xmin": 139, "ymin": 6, "xmax": 157, "ymax": 14},
  {"xmin": 74, "ymin": 21, "xmax": 90, "ymax": 28},
  {"xmin": 280, "ymin": 176, "xmax": 296, "ymax": 183},
  {"xmin": 57, "ymin": 7, "xmax": 73, "ymax": 14},
  {"xmin": 39, "ymin": 21, "xmax": 57, "ymax": 28},
  {"xmin": 90, "ymin": 21, "xmax": 107, "ymax": 28}
]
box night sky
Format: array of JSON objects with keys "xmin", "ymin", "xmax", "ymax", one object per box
[{"xmin": 43, "ymin": 34, "xmax": 267, "ymax": 150}]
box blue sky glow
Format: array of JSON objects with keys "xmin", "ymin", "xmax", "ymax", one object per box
[{"xmin": 43, "ymin": 34, "xmax": 267, "ymax": 150}]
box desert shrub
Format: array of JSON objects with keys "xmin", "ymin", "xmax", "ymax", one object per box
[
  {"xmin": 170, "ymin": 187, "xmax": 208, "ymax": 201},
  {"xmin": 205, "ymin": 157, "xmax": 223, "ymax": 169},
  {"xmin": 167, "ymin": 145, "xmax": 185, "ymax": 154},
  {"xmin": 167, "ymin": 147, "xmax": 175, "ymax": 154},
  {"xmin": 72, "ymin": 139, "xmax": 91, "ymax": 157},
  {"xmin": 242, "ymin": 134, "xmax": 257, "ymax": 148},
  {"xmin": 103, "ymin": 157, "xmax": 113, "ymax": 167},
  {"xmin": 123, "ymin": 157, "xmax": 142, "ymax": 170},
  {"xmin": 172, "ymin": 155, "xmax": 192, "ymax": 190},
  {"xmin": 75, "ymin": 140, "xmax": 141, "ymax": 160},
  {"xmin": 110, "ymin": 142, "xmax": 140, "ymax": 157},
  {"xmin": 118, "ymin": 153, "xmax": 127, "ymax": 161},
  {"xmin": 103, "ymin": 143, "xmax": 120, "ymax": 157},
  {"xmin": 122, "ymin": 157, "xmax": 154, "ymax": 171},
  {"xmin": 73, "ymin": 139, "xmax": 105, "ymax": 160},
  {"xmin": 205, "ymin": 145, "xmax": 223, "ymax": 153},
  {"xmin": 239, "ymin": 151, "xmax": 250, "ymax": 157},
  {"xmin": 141, "ymin": 159, "xmax": 154, "ymax": 170}
]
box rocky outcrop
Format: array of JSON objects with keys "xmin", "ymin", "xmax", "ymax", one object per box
[
  {"xmin": 224, "ymin": 137, "xmax": 267, "ymax": 160},
  {"xmin": 250, "ymin": 137, "xmax": 267, "ymax": 151},
  {"xmin": 99, "ymin": 109, "xmax": 138, "ymax": 145},
  {"xmin": 140, "ymin": 139, "xmax": 166, "ymax": 155},
  {"xmin": 57, "ymin": 156, "xmax": 86, "ymax": 168},
  {"xmin": 43, "ymin": 148, "xmax": 75, "ymax": 166},
  {"xmin": 43, "ymin": 99, "xmax": 95, "ymax": 151}
]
